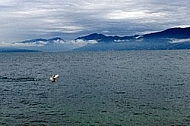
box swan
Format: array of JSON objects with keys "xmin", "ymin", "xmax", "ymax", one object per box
[{"xmin": 50, "ymin": 74, "xmax": 59, "ymax": 82}]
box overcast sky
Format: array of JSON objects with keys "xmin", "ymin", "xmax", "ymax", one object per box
[{"xmin": 0, "ymin": 0, "xmax": 190, "ymax": 43}]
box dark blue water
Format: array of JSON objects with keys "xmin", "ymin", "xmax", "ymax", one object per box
[{"xmin": 0, "ymin": 50, "xmax": 190, "ymax": 126}]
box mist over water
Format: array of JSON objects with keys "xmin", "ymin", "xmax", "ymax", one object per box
[{"xmin": 0, "ymin": 50, "xmax": 190, "ymax": 125}]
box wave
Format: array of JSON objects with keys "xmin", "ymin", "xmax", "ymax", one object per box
[{"xmin": 0, "ymin": 76, "xmax": 41, "ymax": 82}]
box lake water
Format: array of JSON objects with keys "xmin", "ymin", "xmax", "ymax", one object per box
[{"xmin": 0, "ymin": 50, "xmax": 190, "ymax": 126}]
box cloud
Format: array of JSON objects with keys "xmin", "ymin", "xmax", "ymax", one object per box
[
  {"xmin": 0, "ymin": 38, "xmax": 98, "ymax": 49},
  {"xmin": 0, "ymin": 0, "xmax": 190, "ymax": 43},
  {"xmin": 0, "ymin": 41, "xmax": 47, "ymax": 47},
  {"xmin": 105, "ymin": 10, "xmax": 165, "ymax": 20},
  {"xmin": 170, "ymin": 38, "xmax": 190, "ymax": 43},
  {"xmin": 65, "ymin": 39, "xmax": 98, "ymax": 47}
]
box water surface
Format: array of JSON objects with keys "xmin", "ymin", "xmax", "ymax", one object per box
[{"xmin": 0, "ymin": 50, "xmax": 190, "ymax": 125}]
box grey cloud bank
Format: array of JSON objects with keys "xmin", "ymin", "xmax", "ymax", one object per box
[{"xmin": 0, "ymin": 0, "xmax": 190, "ymax": 43}]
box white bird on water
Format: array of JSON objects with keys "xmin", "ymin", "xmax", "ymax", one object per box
[{"xmin": 50, "ymin": 74, "xmax": 59, "ymax": 82}]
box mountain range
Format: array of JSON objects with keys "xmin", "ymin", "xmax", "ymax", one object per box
[
  {"xmin": 75, "ymin": 27, "xmax": 190, "ymax": 51},
  {"xmin": 1, "ymin": 27, "xmax": 190, "ymax": 52}
]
